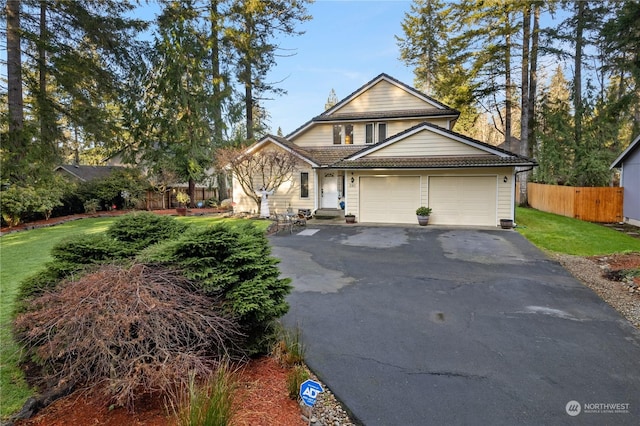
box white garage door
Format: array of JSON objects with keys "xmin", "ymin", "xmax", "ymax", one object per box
[
  {"xmin": 428, "ymin": 176, "xmax": 497, "ymax": 226},
  {"xmin": 359, "ymin": 176, "xmax": 420, "ymax": 223}
]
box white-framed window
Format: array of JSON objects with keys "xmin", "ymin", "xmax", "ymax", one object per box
[
  {"xmin": 365, "ymin": 122, "xmax": 387, "ymax": 144},
  {"xmin": 300, "ymin": 172, "xmax": 309, "ymax": 198},
  {"xmin": 333, "ymin": 124, "xmax": 353, "ymax": 144}
]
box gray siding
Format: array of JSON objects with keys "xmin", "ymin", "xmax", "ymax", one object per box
[{"xmin": 622, "ymin": 147, "xmax": 640, "ymax": 223}]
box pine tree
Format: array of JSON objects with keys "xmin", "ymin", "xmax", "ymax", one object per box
[
  {"xmin": 129, "ymin": 0, "xmax": 216, "ymax": 207},
  {"xmin": 534, "ymin": 66, "xmax": 574, "ymax": 185},
  {"xmin": 224, "ymin": 0, "xmax": 311, "ymax": 141},
  {"xmin": 5, "ymin": 0, "xmax": 26, "ymax": 181}
]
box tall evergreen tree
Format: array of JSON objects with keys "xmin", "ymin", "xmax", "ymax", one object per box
[
  {"xmin": 127, "ymin": 0, "xmax": 216, "ymax": 207},
  {"xmin": 534, "ymin": 66, "xmax": 574, "ymax": 185},
  {"xmin": 224, "ymin": 0, "xmax": 310, "ymax": 141},
  {"xmin": 2, "ymin": 0, "xmax": 146, "ymax": 182},
  {"xmin": 5, "ymin": 0, "xmax": 26, "ymax": 181}
]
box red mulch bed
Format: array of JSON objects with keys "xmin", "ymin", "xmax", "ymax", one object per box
[{"xmin": 15, "ymin": 357, "xmax": 304, "ymax": 426}]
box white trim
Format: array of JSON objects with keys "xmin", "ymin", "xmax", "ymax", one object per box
[
  {"xmin": 610, "ymin": 134, "xmax": 640, "ymax": 169},
  {"xmin": 510, "ymin": 170, "xmax": 516, "ymax": 221},
  {"xmin": 313, "ymin": 169, "xmax": 319, "ymax": 212}
]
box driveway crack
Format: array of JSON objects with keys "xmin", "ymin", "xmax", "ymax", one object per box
[{"xmin": 336, "ymin": 353, "xmax": 487, "ymax": 380}]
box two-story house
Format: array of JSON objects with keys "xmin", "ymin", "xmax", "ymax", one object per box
[{"xmin": 232, "ymin": 73, "xmax": 536, "ymax": 226}]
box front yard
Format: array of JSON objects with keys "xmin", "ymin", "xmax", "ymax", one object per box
[
  {"xmin": 0, "ymin": 214, "xmax": 271, "ymax": 419},
  {"xmin": 1, "ymin": 208, "xmax": 638, "ymax": 423}
]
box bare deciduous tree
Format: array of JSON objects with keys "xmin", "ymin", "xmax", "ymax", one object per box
[{"xmin": 216, "ymin": 146, "xmax": 300, "ymax": 213}]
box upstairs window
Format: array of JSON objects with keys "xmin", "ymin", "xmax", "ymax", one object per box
[
  {"xmin": 365, "ymin": 123, "xmax": 374, "ymax": 144},
  {"xmin": 378, "ymin": 123, "xmax": 387, "ymax": 141},
  {"xmin": 333, "ymin": 124, "xmax": 354, "ymax": 144},
  {"xmin": 365, "ymin": 122, "xmax": 387, "ymax": 144}
]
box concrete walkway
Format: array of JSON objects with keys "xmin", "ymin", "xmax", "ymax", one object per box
[{"xmin": 270, "ymin": 225, "xmax": 640, "ymax": 425}]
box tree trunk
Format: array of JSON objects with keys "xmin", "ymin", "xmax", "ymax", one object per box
[
  {"xmin": 39, "ymin": 0, "xmax": 54, "ymax": 155},
  {"xmin": 245, "ymin": 66, "xmax": 253, "ymax": 141},
  {"xmin": 527, "ymin": 2, "xmax": 539, "ymax": 157},
  {"xmin": 574, "ymin": 1, "xmax": 584, "ymax": 151},
  {"xmin": 519, "ymin": 4, "xmax": 531, "ymax": 206},
  {"xmin": 6, "ymin": 0, "xmax": 25, "ymax": 178},
  {"xmin": 243, "ymin": 11, "xmax": 254, "ymax": 141},
  {"xmin": 504, "ymin": 10, "xmax": 512, "ymax": 151},
  {"xmin": 210, "ymin": 0, "xmax": 228, "ymax": 202},
  {"xmin": 188, "ymin": 178, "xmax": 196, "ymax": 208}
]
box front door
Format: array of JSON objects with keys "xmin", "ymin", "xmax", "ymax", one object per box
[{"xmin": 321, "ymin": 173, "xmax": 338, "ymax": 208}]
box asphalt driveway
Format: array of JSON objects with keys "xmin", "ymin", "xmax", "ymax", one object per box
[{"xmin": 270, "ymin": 225, "xmax": 640, "ymax": 425}]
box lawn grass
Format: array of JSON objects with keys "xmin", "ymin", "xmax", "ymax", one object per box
[
  {"xmin": 0, "ymin": 214, "xmax": 269, "ymax": 419},
  {"xmin": 515, "ymin": 207, "xmax": 640, "ymax": 256}
]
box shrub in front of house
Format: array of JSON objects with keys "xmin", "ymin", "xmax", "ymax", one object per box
[
  {"xmin": 14, "ymin": 215, "xmax": 292, "ymax": 410},
  {"xmin": 14, "ymin": 263, "xmax": 242, "ymax": 410},
  {"xmin": 106, "ymin": 211, "xmax": 188, "ymax": 251},
  {"xmin": 138, "ymin": 223, "xmax": 292, "ymax": 356}
]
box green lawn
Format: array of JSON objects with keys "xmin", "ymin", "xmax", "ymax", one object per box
[
  {"xmin": 0, "ymin": 214, "xmax": 269, "ymax": 419},
  {"xmin": 2, "ymin": 210, "xmax": 636, "ymax": 418},
  {"xmin": 515, "ymin": 207, "xmax": 640, "ymax": 256}
]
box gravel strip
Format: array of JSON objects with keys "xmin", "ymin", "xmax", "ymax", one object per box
[
  {"xmin": 300, "ymin": 388, "xmax": 355, "ymax": 426},
  {"xmin": 550, "ymin": 253, "xmax": 640, "ymax": 329}
]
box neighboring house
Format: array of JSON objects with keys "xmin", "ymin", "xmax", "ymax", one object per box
[
  {"xmin": 54, "ymin": 164, "xmax": 127, "ymax": 182},
  {"xmin": 233, "ymin": 73, "xmax": 536, "ymax": 226},
  {"xmin": 610, "ymin": 134, "xmax": 640, "ymax": 227}
]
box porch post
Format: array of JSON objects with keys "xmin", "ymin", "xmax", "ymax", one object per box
[{"xmin": 313, "ymin": 169, "xmax": 319, "ymax": 212}]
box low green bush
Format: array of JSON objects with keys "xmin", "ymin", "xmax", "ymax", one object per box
[
  {"xmin": 139, "ymin": 223, "xmax": 292, "ymax": 355},
  {"xmin": 107, "ymin": 212, "xmax": 189, "ymax": 251},
  {"xmin": 0, "ymin": 178, "xmax": 69, "ymax": 226}
]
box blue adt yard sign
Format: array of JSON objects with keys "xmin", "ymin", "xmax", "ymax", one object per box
[{"xmin": 300, "ymin": 379, "xmax": 324, "ymax": 407}]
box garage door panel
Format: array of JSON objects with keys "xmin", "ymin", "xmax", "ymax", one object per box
[
  {"xmin": 360, "ymin": 176, "xmax": 420, "ymax": 224},
  {"xmin": 429, "ymin": 176, "xmax": 496, "ymax": 226}
]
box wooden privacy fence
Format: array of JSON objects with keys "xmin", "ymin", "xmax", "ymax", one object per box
[
  {"xmin": 527, "ymin": 182, "xmax": 623, "ymax": 223},
  {"xmin": 145, "ymin": 188, "xmax": 219, "ymax": 210}
]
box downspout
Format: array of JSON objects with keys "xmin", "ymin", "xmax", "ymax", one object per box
[{"xmin": 513, "ymin": 166, "xmax": 535, "ymax": 225}]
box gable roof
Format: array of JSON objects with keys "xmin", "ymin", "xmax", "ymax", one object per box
[
  {"xmin": 54, "ymin": 164, "xmax": 127, "ymax": 182},
  {"xmin": 347, "ymin": 121, "xmax": 533, "ymax": 162},
  {"xmin": 257, "ymin": 121, "xmax": 535, "ymax": 170},
  {"xmin": 323, "ymin": 73, "xmax": 454, "ymax": 114},
  {"xmin": 252, "ymin": 135, "xmax": 363, "ymax": 167},
  {"xmin": 610, "ymin": 134, "xmax": 640, "ymax": 169},
  {"xmin": 286, "ymin": 73, "xmax": 459, "ymax": 139}
]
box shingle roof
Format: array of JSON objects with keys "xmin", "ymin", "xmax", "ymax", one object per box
[
  {"xmin": 263, "ymin": 135, "xmax": 364, "ymax": 166},
  {"xmin": 302, "ymin": 146, "xmax": 364, "ymax": 166},
  {"xmin": 261, "ymin": 119, "xmax": 537, "ymax": 170},
  {"xmin": 332, "ymin": 156, "xmax": 536, "ymax": 169}
]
